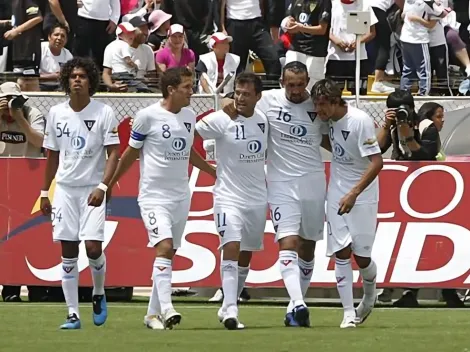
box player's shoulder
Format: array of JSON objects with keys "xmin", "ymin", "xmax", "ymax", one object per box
[
  {"xmin": 347, "ymin": 106, "xmax": 373, "ymax": 124},
  {"xmin": 49, "ymin": 101, "xmax": 69, "ymax": 118},
  {"xmin": 90, "ymin": 99, "xmax": 115, "ymax": 118},
  {"xmin": 253, "ymin": 109, "xmax": 268, "ymax": 123},
  {"xmin": 261, "ymin": 88, "xmax": 283, "ymax": 101},
  {"xmin": 180, "ymin": 107, "xmax": 196, "ymax": 121}
]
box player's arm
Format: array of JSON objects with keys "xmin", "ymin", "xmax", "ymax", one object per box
[
  {"xmin": 40, "ymin": 112, "xmax": 60, "ymax": 216},
  {"xmin": 338, "ymin": 118, "xmax": 383, "ymax": 215},
  {"xmin": 108, "ymin": 112, "xmax": 147, "ymax": 191},
  {"xmin": 190, "ymin": 147, "xmax": 216, "ymax": 178}
]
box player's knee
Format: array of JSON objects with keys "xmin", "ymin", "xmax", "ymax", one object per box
[
  {"xmin": 222, "ymin": 241, "xmax": 240, "ymax": 261},
  {"xmin": 298, "ymin": 239, "xmax": 316, "ymax": 260},
  {"xmin": 154, "ymin": 239, "xmax": 174, "ymax": 259},
  {"xmin": 61, "ymin": 241, "xmax": 80, "ymax": 258},
  {"xmin": 354, "ymin": 255, "xmax": 371, "ymax": 269},
  {"xmin": 335, "ymin": 246, "xmax": 352, "ymax": 260},
  {"xmin": 84, "ymin": 240, "xmax": 102, "ymax": 260},
  {"xmin": 278, "ymin": 235, "xmax": 299, "ymax": 252},
  {"xmin": 238, "ymin": 250, "xmax": 252, "ymax": 267}
]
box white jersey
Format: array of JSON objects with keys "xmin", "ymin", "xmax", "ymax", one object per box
[
  {"xmin": 328, "ymin": 106, "xmax": 381, "ymax": 205},
  {"xmin": 196, "ymin": 110, "xmax": 268, "ymax": 207},
  {"xmin": 257, "ymin": 89, "xmax": 328, "ymax": 182},
  {"xmin": 129, "ymin": 102, "xmax": 196, "ymax": 206},
  {"xmin": 400, "ymin": 0, "xmax": 444, "ymax": 44},
  {"xmin": 43, "ymin": 100, "xmax": 120, "ymax": 187}
]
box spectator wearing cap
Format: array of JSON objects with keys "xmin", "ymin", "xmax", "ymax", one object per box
[
  {"xmin": 155, "ymin": 24, "xmax": 195, "ymax": 72},
  {"xmin": 196, "ymin": 32, "xmax": 239, "ymax": 96},
  {"xmin": 220, "ymin": 0, "xmax": 281, "ymax": 80},
  {"xmin": 39, "ymin": 23, "xmax": 73, "ymax": 91},
  {"xmin": 103, "ymin": 20, "xmax": 155, "ymax": 92},
  {"xmin": 4, "ymin": 0, "xmax": 43, "ymax": 91},
  {"xmin": 147, "ymin": 9, "xmax": 172, "ymax": 51},
  {"xmin": 74, "ymin": 0, "xmax": 121, "ymax": 69},
  {"xmin": 44, "ymin": 0, "xmax": 78, "ymax": 50},
  {"xmin": 0, "ymin": 82, "xmax": 44, "ymax": 157}
]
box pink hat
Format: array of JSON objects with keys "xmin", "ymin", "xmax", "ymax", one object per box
[
  {"xmin": 116, "ymin": 22, "xmax": 136, "ymax": 35},
  {"xmin": 149, "ymin": 10, "xmax": 172, "ymax": 33},
  {"xmin": 209, "ymin": 32, "xmax": 233, "ymax": 49},
  {"xmin": 168, "ymin": 24, "xmax": 184, "ymax": 36}
]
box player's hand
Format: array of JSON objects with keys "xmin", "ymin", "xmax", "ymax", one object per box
[
  {"xmin": 88, "ymin": 189, "xmax": 105, "ymax": 207},
  {"xmin": 222, "ymin": 100, "xmax": 237, "ymax": 120},
  {"xmin": 4, "ymin": 29, "xmax": 19, "ymax": 40},
  {"xmin": 40, "ymin": 197, "xmax": 52, "ymax": 216},
  {"xmin": 0, "ymin": 97, "xmax": 8, "ymax": 111},
  {"xmin": 286, "ymin": 23, "xmax": 302, "ymax": 34},
  {"xmin": 129, "ymin": 117, "xmax": 134, "ymax": 127},
  {"xmin": 384, "ymin": 109, "xmax": 397, "ymax": 127},
  {"xmin": 338, "ymin": 192, "xmax": 357, "ymax": 215}
]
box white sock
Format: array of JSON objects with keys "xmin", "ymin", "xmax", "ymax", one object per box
[
  {"xmin": 61, "ymin": 257, "xmax": 79, "ymax": 318},
  {"xmin": 237, "ymin": 266, "xmax": 249, "ymax": 299},
  {"xmin": 147, "ymin": 268, "xmax": 161, "ymax": 317},
  {"xmin": 359, "ymin": 260, "xmax": 377, "ymax": 305},
  {"xmin": 221, "ymin": 260, "xmax": 238, "ymax": 315},
  {"xmin": 335, "ymin": 257, "xmax": 354, "ymax": 315},
  {"xmin": 153, "ymin": 257, "xmax": 173, "ymax": 313},
  {"xmin": 287, "ymin": 257, "xmax": 315, "ymax": 312},
  {"xmin": 279, "ymin": 250, "xmax": 305, "ymax": 308},
  {"xmin": 89, "ymin": 253, "xmax": 106, "ymax": 296}
]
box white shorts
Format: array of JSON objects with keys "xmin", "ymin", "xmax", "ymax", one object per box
[
  {"xmin": 214, "ymin": 203, "xmax": 267, "ymax": 251},
  {"xmin": 326, "ymin": 201, "xmax": 378, "ymax": 257},
  {"xmin": 268, "ymin": 173, "xmax": 326, "ymax": 243},
  {"xmin": 52, "ymin": 184, "xmax": 106, "ymax": 242},
  {"xmin": 285, "ymin": 51, "xmax": 326, "ymax": 90},
  {"xmin": 140, "ymin": 197, "xmax": 191, "ymax": 249}
]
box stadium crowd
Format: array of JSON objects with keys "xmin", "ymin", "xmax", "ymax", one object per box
[
  {"xmin": 1, "ymin": 0, "xmax": 470, "ymax": 94},
  {"xmin": 1, "ymin": 0, "xmax": 469, "ymax": 310}
]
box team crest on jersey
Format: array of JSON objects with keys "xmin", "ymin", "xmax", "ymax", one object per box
[
  {"xmin": 84, "ymin": 120, "xmax": 95, "ymax": 131},
  {"xmin": 184, "ymin": 122, "xmax": 192, "ymax": 133},
  {"xmin": 219, "ymin": 230, "xmax": 225, "ymax": 237},
  {"xmin": 258, "ymin": 123, "xmax": 265, "ymax": 133},
  {"xmin": 307, "ymin": 111, "xmax": 317, "ymax": 122},
  {"xmin": 341, "ymin": 130, "xmax": 350, "ymax": 141}
]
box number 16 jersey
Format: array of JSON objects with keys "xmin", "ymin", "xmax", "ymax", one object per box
[{"xmin": 257, "ymin": 89, "xmax": 328, "ymax": 182}]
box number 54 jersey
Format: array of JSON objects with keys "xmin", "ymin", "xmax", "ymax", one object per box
[{"xmin": 256, "ymin": 89, "xmax": 328, "ymax": 182}]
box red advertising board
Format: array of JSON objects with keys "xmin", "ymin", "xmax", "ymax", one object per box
[{"xmin": 1, "ymin": 159, "xmax": 470, "ymax": 288}]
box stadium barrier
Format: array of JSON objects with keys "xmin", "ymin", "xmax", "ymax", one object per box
[{"xmin": 1, "ymin": 159, "xmax": 470, "ymax": 288}]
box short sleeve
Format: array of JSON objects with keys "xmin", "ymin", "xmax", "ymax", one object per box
[
  {"xmin": 25, "ymin": 0, "xmax": 41, "ymax": 19},
  {"xmin": 155, "ymin": 49, "xmax": 168, "ymax": 65},
  {"xmin": 368, "ymin": 5, "xmax": 378, "ymax": 26},
  {"xmin": 196, "ymin": 111, "xmax": 231, "ymax": 140},
  {"xmin": 28, "ymin": 107, "xmax": 45, "ymax": 136},
  {"xmin": 195, "ymin": 60, "xmax": 208, "ymax": 73},
  {"xmin": 103, "ymin": 107, "xmax": 120, "ymax": 146},
  {"xmin": 357, "ymin": 116, "xmax": 381, "ymax": 157},
  {"xmin": 129, "ymin": 110, "xmax": 149, "ymax": 149},
  {"xmin": 64, "ymin": 49, "xmax": 73, "ymax": 62},
  {"xmin": 103, "ymin": 43, "xmax": 113, "ymax": 69},
  {"xmin": 144, "ymin": 45, "xmax": 156, "ymax": 71},
  {"xmin": 187, "ymin": 49, "xmax": 195, "ymax": 64},
  {"xmin": 43, "ymin": 109, "xmax": 59, "ymax": 151},
  {"xmin": 319, "ymin": 0, "xmax": 332, "ymax": 24}
]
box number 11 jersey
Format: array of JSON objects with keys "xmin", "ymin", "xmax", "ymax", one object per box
[{"xmin": 257, "ymin": 89, "xmax": 328, "ymax": 182}]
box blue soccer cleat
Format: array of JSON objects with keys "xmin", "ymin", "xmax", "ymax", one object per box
[
  {"xmin": 284, "ymin": 312, "xmax": 300, "ymax": 327},
  {"xmin": 293, "ymin": 305, "xmax": 310, "ymax": 327},
  {"xmin": 60, "ymin": 313, "xmax": 81, "ymax": 330},
  {"xmin": 92, "ymin": 294, "xmax": 108, "ymax": 326}
]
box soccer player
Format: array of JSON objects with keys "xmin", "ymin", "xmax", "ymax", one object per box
[
  {"xmin": 311, "ymin": 78, "xmax": 383, "ymax": 328},
  {"xmin": 196, "ymin": 73, "xmax": 267, "ymax": 330},
  {"xmin": 224, "ymin": 61, "xmax": 330, "ymax": 327},
  {"xmin": 108, "ymin": 67, "xmax": 215, "ymax": 330},
  {"xmin": 40, "ymin": 57, "xmax": 121, "ymax": 329}
]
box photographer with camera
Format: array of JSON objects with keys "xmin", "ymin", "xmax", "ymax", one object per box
[{"xmin": 377, "ymin": 89, "xmax": 438, "ymax": 161}]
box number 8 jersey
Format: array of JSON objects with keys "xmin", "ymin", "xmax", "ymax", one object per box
[
  {"xmin": 129, "ymin": 102, "xmax": 196, "ymax": 207},
  {"xmin": 257, "ymin": 89, "xmax": 328, "ymax": 182}
]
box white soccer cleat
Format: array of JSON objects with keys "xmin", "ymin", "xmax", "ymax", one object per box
[
  {"xmin": 162, "ymin": 308, "xmax": 182, "ymax": 330},
  {"xmin": 340, "ymin": 314, "xmax": 357, "ymax": 329},
  {"xmin": 355, "ymin": 299, "xmax": 376, "ymax": 325},
  {"xmin": 217, "ymin": 307, "xmax": 245, "ymax": 329},
  {"xmin": 209, "ymin": 288, "xmax": 224, "ymax": 302},
  {"xmin": 144, "ymin": 315, "xmax": 165, "ymax": 330}
]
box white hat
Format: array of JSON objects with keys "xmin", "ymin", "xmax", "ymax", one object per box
[
  {"xmin": 208, "ymin": 32, "xmax": 233, "ymax": 49},
  {"xmin": 116, "ymin": 22, "xmax": 137, "ymax": 36},
  {"xmin": 0, "ymin": 82, "xmax": 28, "ymax": 100},
  {"xmin": 168, "ymin": 24, "xmax": 184, "ymax": 36}
]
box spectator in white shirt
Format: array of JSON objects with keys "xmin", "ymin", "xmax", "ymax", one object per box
[
  {"xmin": 399, "ymin": 0, "xmax": 447, "ymax": 96},
  {"xmin": 326, "ymin": 0, "xmax": 377, "ymax": 90},
  {"xmin": 103, "ymin": 17, "xmax": 156, "ymax": 92},
  {"xmin": 74, "ymin": 0, "xmax": 121, "ymax": 69},
  {"xmin": 40, "ymin": 23, "xmax": 73, "ymax": 91},
  {"xmin": 196, "ymin": 32, "xmax": 239, "ymax": 96}
]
